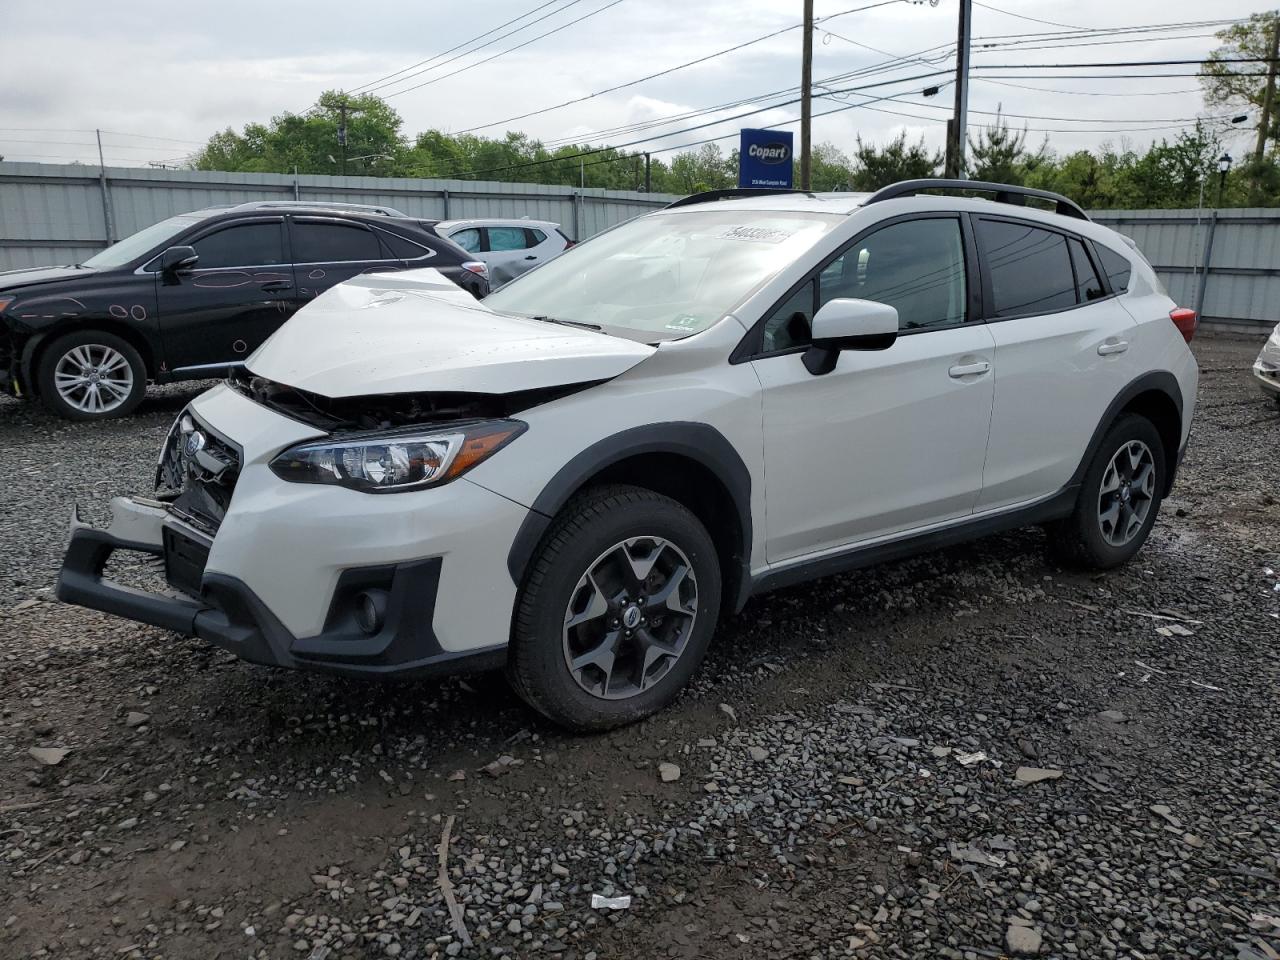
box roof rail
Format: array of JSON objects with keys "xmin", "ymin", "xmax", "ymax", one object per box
[
  {"xmin": 864, "ymin": 179, "xmax": 1089, "ymax": 221},
  {"xmin": 228, "ymin": 200, "xmax": 410, "ymax": 218},
  {"xmin": 665, "ymin": 187, "xmax": 814, "ymax": 209}
]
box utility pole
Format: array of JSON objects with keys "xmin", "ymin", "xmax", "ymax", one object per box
[
  {"xmin": 944, "ymin": 0, "xmax": 973, "ymax": 179},
  {"xmin": 800, "ymin": 0, "xmax": 814, "ymax": 190},
  {"xmin": 337, "ymin": 98, "xmax": 348, "ymax": 176},
  {"xmin": 95, "ymin": 129, "xmax": 116, "ymax": 244},
  {"xmin": 1255, "ymin": 15, "xmax": 1280, "ymax": 164},
  {"xmin": 644, "ymin": 152, "xmax": 652, "ymax": 193}
]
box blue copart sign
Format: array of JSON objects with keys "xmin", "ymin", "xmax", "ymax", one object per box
[{"xmin": 738, "ymin": 129, "xmax": 794, "ymax": 189}]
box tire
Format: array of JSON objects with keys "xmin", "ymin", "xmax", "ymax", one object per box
[
  {"xmin": 1046, "ymin": 413, "xmax": 1166, "ymax": 569},
  {"xmin": 36, "ymin": 330, "xmax": 147, "ymax": 421},
  {"xmin": 508, "ymin": 484, "xmax": 722, "ymax": 731}
]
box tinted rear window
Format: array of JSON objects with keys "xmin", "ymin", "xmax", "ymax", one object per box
[
  {"xmin": 1095, "ymin": 244, "xmax": 1133, "ymax": 292},
  {"xmin": 977, "ymin": 219, "xmax": 1077, "ymax": 318},
  {"xmin": 292, "ymin": 221, "xmax": 381, "ymax": 263},
  {"xmin": 1068, "ymin": 238, "xmax": 1106, "ymax": 302},
  {"xmin": 376, "ymin": 230, "xmax": 433, "ymax": 260}
]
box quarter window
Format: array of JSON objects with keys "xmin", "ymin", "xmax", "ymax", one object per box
[
  {"xmin": 190, "ymin": 222, "xmax": 285, "ymax": 270},
  {"xmin": 529, "ymin": 228, "xmax": 548, "ymax": 245},
  {"xmin": 292, "ymin": 222, "xmax": 382, "ymax": 263},
  {"xmin": 488, "ymin": 227, "xmax": 529, "ymax": 252},
  {"xmin": 978, "ymin": 219, "xmax": 1078, "ymax": 317},
  {"xmin": 376, "ymin": 230, "xmax": 431, "ymax": 260},
  {"xmin": 1095, "ymin": 244, "xmax": 1133, "ymax": 292}
]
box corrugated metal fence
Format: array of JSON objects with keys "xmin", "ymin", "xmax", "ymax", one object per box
[
  {"xmin": 2, "ymin": 163, "xmax": 1276, "ymax": 331},
  {"xmin": 1089, "ymin": 208, "xmax": 1279, "ymax": 333},
  {"xmin": 0, "ymin": 161, "xmax": 676, "ymax": 270}
]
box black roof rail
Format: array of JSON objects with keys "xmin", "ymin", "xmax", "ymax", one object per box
[
  {"xmin": 665, "ymin": 187, "xmax": 814, "ymax": 209},
  {"xmin": 864, "ymin": 179, "xmax": 1090, "ymax": 221}
]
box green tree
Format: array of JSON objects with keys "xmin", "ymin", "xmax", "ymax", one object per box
[
  {"xmin": 807, "ymin": 142, "xmax": 855, "ymax": 191},
  {"xmin": 967, "ymin": 108, "xmax": 1028, "ymax": 183},
  {"xmin": 848, "ymin": 132, "xmax": 941, "ymax": 190},
  {"xmin": 1200, "ymin": 12, "xmax": 1280, "ymax": 156},
  {"xmin": 667, "ymin": 143, "xmax": 735, "ymax": 193}
]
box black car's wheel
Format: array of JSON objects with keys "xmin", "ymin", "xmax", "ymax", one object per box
[
  {"xmin": 1047, "ymin": 413, "xmax": 1166, "ymax": 569},
  {"xmin": 508, "ymin": 484, "xmax": 722, "ymax": 731},
  {"xmin": 36, "ymin": 330, "xmax": 146, "ymax": 421}
]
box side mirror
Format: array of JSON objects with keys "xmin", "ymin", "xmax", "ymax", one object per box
[
  {"xmin": 159, "ymin": 245, "xmax": 198, "ymax": 275},
  {"xmin": 803, "ymin": 297, "xmax": 898, "ymax": 375}
]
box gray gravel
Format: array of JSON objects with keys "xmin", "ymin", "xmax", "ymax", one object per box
[{"xmin": 2, "ymin": 336, "xmax": 1279, "ymax": 960}]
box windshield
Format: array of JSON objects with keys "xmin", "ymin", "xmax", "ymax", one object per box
[
  {"xmin": 80, "ymin": 214, "xmax": 205, "ymax": 270},
  {"xmin": 484, "ymin": 209, "xmax": 841, "ymax": 341}
]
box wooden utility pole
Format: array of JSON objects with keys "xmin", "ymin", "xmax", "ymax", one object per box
[
  {"xmin": 1255, "ymin": 16, "xmax": 1280, "ymax": 163},
  {"xmin": 800, "ymin": 0, "xmax": 814, "ymax": 189},
  {"xmin": 337, "ymin": 97, "xmax": 350, "ymax": 176},
  {"xmin": 944, "ymin": 0, "xmax": 973, "ymax": 179}
]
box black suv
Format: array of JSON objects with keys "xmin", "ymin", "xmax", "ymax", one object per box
[{"xmin": 0, "ymin": 201, "xmax": 489, "ymax": 420}]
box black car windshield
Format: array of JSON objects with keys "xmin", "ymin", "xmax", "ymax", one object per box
[
  {"xmin": 483, "ymin": 209, "xmax": 842, "ymax": 341},
  {"xmin": 80, "ymin": 214, "xmax": 205, "ymax": 270}
]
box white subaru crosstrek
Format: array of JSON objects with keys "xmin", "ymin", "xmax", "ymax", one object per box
[{"xmin": 58, "ymin": 180, "xmax": 1199, "ymax": 730}]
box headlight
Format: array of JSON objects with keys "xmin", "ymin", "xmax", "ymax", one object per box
[{"xmin": 270, "ymin": 420, "xmax": 525, "ymax": 493}]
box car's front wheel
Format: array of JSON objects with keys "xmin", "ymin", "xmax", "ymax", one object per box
[
  {"xmin": 1046, "ymin": 413, "xmax": 1166, "ymax": 569},
  {"xmin": 508, "ymin": 485, "xmax": 722, "ymax": 731},
  {"xmin": 37, "ymin": 330, "xmax": 146, "ymax": 421}
]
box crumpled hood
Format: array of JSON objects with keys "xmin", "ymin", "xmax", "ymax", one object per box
[{"xmin": 246, "ymin": 268, "xmax": 655, "ymax": 398}]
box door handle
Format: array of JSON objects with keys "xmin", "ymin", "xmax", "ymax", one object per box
[
  {"xmin": 260, "ymin": 280, "xmax": 293, "ymax": 292},
  {"xmin": 948, "ymin": 359, "xmax": 991, "ymax": 378},
  {"xmin": 524, "ymin": 255, "xmax": 538, "ymax": 260},
  {"xmin": 1097, "ymin": 339, "xmax": 1129, "ymax": 356}
]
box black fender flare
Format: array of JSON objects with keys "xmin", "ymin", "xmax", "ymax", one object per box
[
  {"xmin": 1068, "ymin": 370, "xmax": 1185, "ymax": 495},
  {"xmin": 505, "ymin": 422, "xmax": 754, "ymax": 612}
]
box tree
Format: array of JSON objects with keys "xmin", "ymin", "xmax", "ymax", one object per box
[
  {"xmin": 1200, "ymin": 12, "xmax": 1280, "ymax": 158},
  {"xmin": 967, "ymin": 108, "xmax": 1028, "ymax": 183},
  {"xmin": 807, "ymin": 142, "xmax": 855, "ymax": 191},
  {"xmin": 667, "ymin": 143, "xmax": 735, "ymax": 193},
  {"xmin": 848, "ymin": 132, "xmax": 941, "ymax": 190}
]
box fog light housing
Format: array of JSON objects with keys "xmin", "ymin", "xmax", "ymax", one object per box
[{"xmin": 354, "ymin": 590, "xmax": 388, "ymax": 635}]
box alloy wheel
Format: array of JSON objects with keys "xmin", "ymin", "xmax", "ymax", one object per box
[
  {"xmin": 53, "ymin": 344, "xmax": 134, "ymax": 414},
  {"xmin": 562, "ymin": 536, "xmax": 698, "ymax": 700},
  {"xmin": 1097, "ymin": 439, "xmax": 1156, "ymax": 547}
]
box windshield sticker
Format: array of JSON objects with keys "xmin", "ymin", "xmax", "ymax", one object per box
[
  {"xmin": 721, "ymin": 225, "xmax": 793, "ymax": 243},
  {"xmin": 665, "ymin": 315, "xmax": 701, "ymax": 331}
]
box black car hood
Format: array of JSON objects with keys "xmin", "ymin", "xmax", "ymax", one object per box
[{"xmin": 0, "ymin": 264, "xmax": 97, "ymax": 291}]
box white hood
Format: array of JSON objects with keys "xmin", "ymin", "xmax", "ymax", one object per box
[{"xmin": 246, "ymin": 269, "xmax": 655, "ymax": 398}]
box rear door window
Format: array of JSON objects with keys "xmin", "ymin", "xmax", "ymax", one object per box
[
  {"xmin": 292, "ymin": 221, "xmax": 382, "ymax": 263},
  {"xmin": 488, "ymin": 227, "xmax": 529, "ymax": 251},
  {"xmin": 977, "ymin": 219, "xmax": 1078, "ymax": 318},
  {"xmin": 1068, "ymin": 238, "xmax": 1106, "ymax": 302}
]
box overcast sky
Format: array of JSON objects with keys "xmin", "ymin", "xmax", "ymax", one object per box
[{"xmin": 0, "ymin": 0, "xmax": 1270, "ymax": 172}]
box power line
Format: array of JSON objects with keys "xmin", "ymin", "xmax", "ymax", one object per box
[
  {"xmin": 378, "ymin": 0, "xmax": 627, "ymax": 100},
  {"xmin": 348, "ymin": 0, "xmax": 571, "ymax": 94},
  {"xmin": 975, "ymin": 78, "xmax": 1202, "ymax": 97},
  {"xmin": 972, "ymin": 1, "xmax": 1084, "ymax": 31},
  {"xmin": 452, "ymin": 0, "xmax": 912, "ymax": 135}
]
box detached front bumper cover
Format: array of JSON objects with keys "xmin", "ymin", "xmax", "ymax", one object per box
[{"xmin": 55, "ymin": 498, "xmax": 506, "ymax": 678}]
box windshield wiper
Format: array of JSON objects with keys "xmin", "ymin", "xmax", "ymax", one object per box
[{"xmin": 528, "ymin": 315, "xmax": 602, "ymax": 331}]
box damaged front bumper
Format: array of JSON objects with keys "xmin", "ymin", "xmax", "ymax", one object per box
[{"xmin": 56, "ymin": 496, "xmax": 506, "ymax": 678}]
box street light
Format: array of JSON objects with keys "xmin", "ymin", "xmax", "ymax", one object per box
[{"xmin": 1217, "ymin": 153, "xmax": 1232, "ymax": 208}]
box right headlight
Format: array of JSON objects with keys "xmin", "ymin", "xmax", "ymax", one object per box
[{"xmin": 270, "ymin": 420, "xmax": 525, "ymax": 493}]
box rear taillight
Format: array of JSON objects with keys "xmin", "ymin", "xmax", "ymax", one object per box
[
  {"xmin": 462, "ymin": 261, "xmax": 488, "ymax": 277},
  {"xmin": 1170, "ymin": 307, "xmax": 1198, "ymax": 343},
  {"xmin": 564, "ymin": 239, "xmax": 577, "ymax": 249}
]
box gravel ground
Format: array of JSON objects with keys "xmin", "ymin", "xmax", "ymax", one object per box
[{"xmin": 2, "ymin": 335, "xmax": 1279, "ymax": 960}]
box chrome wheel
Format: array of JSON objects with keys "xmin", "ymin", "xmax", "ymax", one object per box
[
  {"xmin": 1097, "ymin": 439, "xmax": 1156, "ymax": 547},
  {"xmin": 53, "ymin": 344, "xmax": 134, "ymax": 414},
  {"xmin": 562, "ymin": 536, "xmax": 698, "ymax": 700}
]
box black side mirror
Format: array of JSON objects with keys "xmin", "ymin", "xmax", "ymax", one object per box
[{"xmin": 159, "ymin": 245, "xmax": 198, "ymax": 275}]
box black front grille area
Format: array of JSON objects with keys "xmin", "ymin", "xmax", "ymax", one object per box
[{"xmin": 157, "ymin": 411, "xmax": 241, "ymax": 537}]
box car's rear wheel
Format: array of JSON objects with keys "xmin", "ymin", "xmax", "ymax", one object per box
[
  {"xmin": 37, "ymin": 330, "xmax": 146, "ymax": 421},
  {"xmin": 1046, "ymin": 413, "xmax": 1166, "ymax": 569},
  {"xmin": 508, "ymin": 484, "xmax": 721, "ymax": 731}
]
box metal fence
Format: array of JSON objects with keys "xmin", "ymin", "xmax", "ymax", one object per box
[
  {"xmin": 1090, "ymin": 208, "xmax": 1280, "ymax": 334},
  {"xmin": 0, "ymin": 161, "xmax": 677, "ymax": 270},
  {"xmin": 1, "ymin": 162, "xmax": 1276, "ymax": 333}
]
